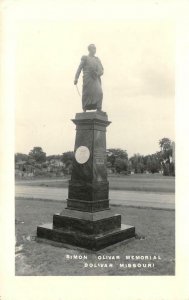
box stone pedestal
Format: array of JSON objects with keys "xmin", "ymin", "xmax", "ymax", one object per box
[{"xmin": 37, "ymin": 112, "xmax": 135, "ymax": 250}]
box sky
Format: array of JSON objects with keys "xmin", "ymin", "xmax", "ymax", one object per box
[{"xmin": 14, "ymin": 0, "xmax": 175, "ymax": 157}]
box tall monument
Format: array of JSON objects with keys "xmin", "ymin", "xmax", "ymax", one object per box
[{"xmin": 37, "ymin": 45, "xmax": 135, "ymax": 250}]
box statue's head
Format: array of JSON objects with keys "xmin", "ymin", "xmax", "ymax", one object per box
[{"xmin": 88, "ymin": 44, "xmax": 96, "ymax": 56}]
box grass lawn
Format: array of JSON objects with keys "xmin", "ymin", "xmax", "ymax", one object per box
[
  {"xmin": 15, "ymin": 198, "xmax": 175, "ymax": 276},
  {"xmin": 16, "ymin": 173, "xmax": 175, "ymax": 193}
]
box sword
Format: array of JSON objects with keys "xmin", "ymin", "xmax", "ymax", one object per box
[{"xmin": 75, "ymin": 84, "xmax": 81, "ymax": 97}]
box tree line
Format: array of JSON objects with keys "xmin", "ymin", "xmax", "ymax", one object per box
[
  {"xmin": 107, "ymin": 138, "xmax": 175, "ymax": 176},
  {"xmin": 15, "ymin": 137, "xmax": 175, "ymax": 176}
]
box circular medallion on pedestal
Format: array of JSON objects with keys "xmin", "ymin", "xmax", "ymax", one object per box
[{"xmin": 75, "ymin": 146, "xmax": 90, "ymax": 164}]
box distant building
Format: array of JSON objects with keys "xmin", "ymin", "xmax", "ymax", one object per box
[
  {"xmin": 15, "ymin": 160, "xmax": 35, "ymax": 178},
  {"xmin": 49, "ymin": 159, "xmax": 64, "ymax": 167}
]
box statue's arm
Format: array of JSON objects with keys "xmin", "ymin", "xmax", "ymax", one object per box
[
  {"xmin": 74, "ymin": 56, "xmax": 86, "ymax": 84},
  {"xmin": 74, "ymin": 62, "xmax": 83, "ymax": 81}
]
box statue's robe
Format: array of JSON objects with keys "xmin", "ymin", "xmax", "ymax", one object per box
[{"xmin": 75, "ymin": 55, "xmax": 104, "ymax": 111}]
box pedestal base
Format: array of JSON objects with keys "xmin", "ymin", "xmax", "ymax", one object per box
[
  {"xmin": 37, "ymin": 208, "xmax": 135, "ymax": 250},
  {"xmin": 36, "ymin": 112, "xmax": 136, "ymax": 250},
  {"xmin": 37, "ymin": 223, "xmax": 135, "ymax": 251}
]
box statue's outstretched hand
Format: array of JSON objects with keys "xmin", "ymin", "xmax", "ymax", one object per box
[{"xmin": 74, "ymin": 79, "xmax": 78, "ymax": 85}]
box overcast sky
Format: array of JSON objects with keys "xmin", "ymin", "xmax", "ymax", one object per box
[{"xmin": 14, "ymin": 1, "xmax": 175, "ymax": 157}]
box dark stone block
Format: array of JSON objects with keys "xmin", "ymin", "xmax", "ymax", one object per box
[
  {"xmin": 68, "ymin": 181, "xmax": 109, "ymax": 201},
  {"xmin": 67, "ymin": 112, "xmax": 110, "ymax": 212},
  {"xmin": 74, "ymin": 111, "xmax": 108, "ymax": 121},
  {"xmin": 67, "ymin": 199, "xmax": 109, "ymax": 212},
  {"xmin": 37, "ymin": 223, "xmax": 135, "ymax": 251},
  {"xmin": 53, "ymin": 210, "xmax": 121, "ymax": 234}
]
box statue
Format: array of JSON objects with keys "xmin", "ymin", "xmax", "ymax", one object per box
[
  {"xmin": 37, "ymin": 45, "xmax": 136, "ymax": 251},
  {"xmin": 74, "ymin": 44, "xmax": 104, "ymax": 112}
]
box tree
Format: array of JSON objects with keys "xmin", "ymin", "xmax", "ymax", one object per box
[
  {"xmin": 29, "ymin": 147, "xmax": 46, "ymax": 163},
  {"xmin": 114, "ymin": 158, "xmax": 128, "ymax": 174},
  {"xmin": 158, "ymin": 138, "xmax": 175, "ymax": 176},
  {"xmin": 15, "ymin": 153, "xmax": 29, "ymax": 163},
  {"xmin": 159, "ymin": 138, "xmax": 172, "ymax": 152},
  {"xmin": 107, "ymin": 148, "xmax": 128, "ymax": 172},
  {"xmin": 46, "ymin": 155, "xmax": 62, "ymax": 161},
  {"xmin": 150, "ymin": 155, "xmax": 159, "ymax": 173},
  {"xmin": 61, "ymin": 151, "xmax": 74, "ymax": 166},
  {"xmin": 146, "ymin": 156, "xmax": 152, "ymax": 172},
  {"xmin": 129, "ymin": 154, "xmax": 145, "ymax": 174},
  {"xmin": 61, "ymin": 151, "xmax": 74, "ymax": 175},
  {"xmin": 108, "ymin": 148, "xmax": 128, "ymax": 160}
]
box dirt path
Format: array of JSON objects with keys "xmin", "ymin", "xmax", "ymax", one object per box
[{"xmin": 15, "ymin": 185, "xmax": 175, "ymax": 209}]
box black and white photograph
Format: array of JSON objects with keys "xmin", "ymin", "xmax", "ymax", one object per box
[{"xmin": 14, "ymin": 8, "xmax": 175, "ymax": 277}]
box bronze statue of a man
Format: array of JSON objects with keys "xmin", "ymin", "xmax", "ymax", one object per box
[{"xmin": 74, "ymin": 44, "xmax": 104, "ymax": 112}]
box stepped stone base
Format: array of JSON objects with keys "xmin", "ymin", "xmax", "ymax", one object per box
[
  {"xmin": 37, "ymin": 223, "xmax": 135, "ymax": 251},
  {"xmin": 37, "ymin": 208, "xmax": 135, "ymax": 250}
]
